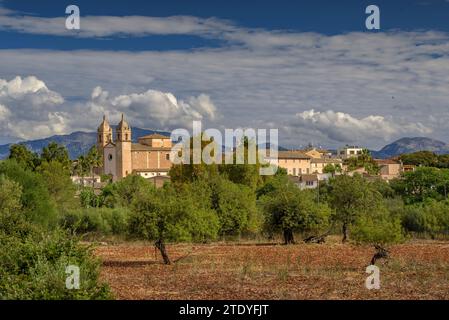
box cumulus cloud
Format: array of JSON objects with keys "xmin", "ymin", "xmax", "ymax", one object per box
[
  {"xmin": 1, "ymin": 7, "xmax": 449, "ymax": 148},
  {"xmin": 87, "ymin": 87, "xmax": 218, "ymax": 130},
  {"xmin": 0, "ymin": 75, "xmax": 218, "ymax": 140},
  {"xmin": 0, "ymin": 76, "xmax": 67, "ymax": 139},
  {"xmin": 294, "ymin": 109, "xmax": 432, "ymax": 143}
]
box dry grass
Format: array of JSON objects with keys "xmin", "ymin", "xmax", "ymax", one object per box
[{"xmin": 95, "ymin": 237, "xmax": 449, "ymax": 300}]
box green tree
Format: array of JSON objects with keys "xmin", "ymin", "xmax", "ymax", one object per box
[
  {"xmin": 395, "ymin": 167, "xmax": 445, "ymax": 203},
  {"xmin": 8, "ymin": 144, "xmax": 40, "ymax": 170},
  {"xmin": 399, "ymin": 151, "xmax": 439, "ymax": 167},
  {"xmin": 328, "ymin": 174, "xmax": 383, "ymax": 243},
  {"xmin": 0, "ymin": 175, "xmax": 22, "ymax": 215},
  {"xmin": 41, "ymin": 142, "xmax": 71, "ymax": 168},
  {"xmin": 128, "ymin": 185, "xmax": 219, "ymax": 264},
  {"xmin": 86, "ymin": 146, "xmax": 102, "ymax": 188},
  {"xmin": 0, "ymin": 160, "xmax": 56, "ymax": 227},
  {"xmin": 73, "ymin": 155, "xmax": 90, "ymax": 187},
  {"xmin": 218, "ymin": 137, "xmax": 263, "ymax": 190},
  {"xmin": 209, "ymin": 176, "xmax": 261, "ymax": 236},
  {"xmin": 260, "ymin": 175, "xmax": 331, "ymax": 244},
  {"xmin": 101, "ymin": 174, "xmax": 154, "ymax": 208},
  {"xmin": 323, "ymin": 164, "xmax": 336, "ymax": 174},
  {"xmin": 38, "ymin": 161, "xmax": 77, "ymax": 212},
  {"xmin": 369, "ymin": 178, "xmax": 395, "ymax": 198}
]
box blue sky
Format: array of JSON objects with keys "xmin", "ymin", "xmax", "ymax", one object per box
[
  {"xmin": 0, "ymin": 0, "xmax": 449, "ymax": 149},
  {"xmin": 2, "ymin": 0, "xmax": 449, "ymax": 50}
]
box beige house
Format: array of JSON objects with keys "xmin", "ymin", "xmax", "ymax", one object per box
[
  {"xmin": 274, "ymin": 151, "xmax": 312, "ymax": 176},
  {"xmin": 97, "ymin": 115, "xmax": 172, "ymax": 182},
  {"xmin": 374, "ymin": 159, "xmax": 403, "ymax": 181},
  {"xmin": 310, "ymin": 158, "xmax": 343, "ymax": 174}
]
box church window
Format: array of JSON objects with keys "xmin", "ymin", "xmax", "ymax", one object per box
[
  {"xmin": 108, "ymin": 154, "xmax": 113, "ymax": 161},
  {"xmin": 165, "ymin": 154, "xmax": 170, "ymax": 160}
]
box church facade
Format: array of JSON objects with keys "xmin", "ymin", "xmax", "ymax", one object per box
[{"xmin": 97, "ymin": 115, "xmax": 172, "ymax": 181}]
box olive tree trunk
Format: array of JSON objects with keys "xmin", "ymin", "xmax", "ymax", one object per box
[
  {"xmin": 342, "ymin": 223, "xmax": 349, "ymax": 243},
  {"xmin": 155, "ymin": 239, "xmax": 171, "ymax": 265},
  {"xmin": 283, "ymin": 229, "xmax": 295, "ymax": 245}
]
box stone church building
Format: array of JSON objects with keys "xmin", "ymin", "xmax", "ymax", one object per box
[{"xmin": 97, "ymin": 115, "xmax": 172, "ymax": 182}]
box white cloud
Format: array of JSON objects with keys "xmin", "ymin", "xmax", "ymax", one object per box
[
  {"xmin": 294, "ymin": 109, "xmax": 432, "ymax": 143},
  {"xmin": 0, "ymin": 8, "xmax": 238, "ymax": 39},
  {"xmin": 0, "ymin": 76, "xmax": 219, "ymax": 140},
  {"xmin": 0, "ymin": 76, "xmax": 67, "ymax": 139},
  {"xmin": 0, "ymin": 9, "xmax": 449, "ymax": 148},
  {"xmin": 87, "ymin": 87, "xmax": 218, "ymax": 130}
]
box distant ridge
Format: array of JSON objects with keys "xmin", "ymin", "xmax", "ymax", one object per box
[
  {"xmin": 2, "ymin": 132, "xmax": 446, "ymax": 161},
  {"xmin": 0, "ymin": 127, "xmax": 171, "ymax": 160},
  {"xmin": 372, "ymin": 137, "xmax": 449, "ymax": 159}
]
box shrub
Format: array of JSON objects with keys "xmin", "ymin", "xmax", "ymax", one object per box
[
  {"xmin": 60, "ymin": 208, "xmax": 129, "ymax": 236},
  {"xmin": 0, "ymin": 160, "xmax": 56, "ymax": 227},
  {"xmin": 402, "ymin": 200, "xmax": 449, "ymax": 237},
  {"xmin": 0, "ymin": 229, "xmax": 112, "ymax": 299},
  {"xmin": 351, "ymin": 209, "xmax": 405, "ymax": 246}
]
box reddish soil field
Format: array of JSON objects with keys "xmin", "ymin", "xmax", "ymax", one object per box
[{"xmin": 95, "ymin": 239, "xmax": 449, "ymax": 300}]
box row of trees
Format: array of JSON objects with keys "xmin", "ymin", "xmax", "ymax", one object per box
[
  {"xmin": 9, "ymin": 142, "xmax": 103, "ymax": 187},
  {"xmin": 399, "ymin": 151, "xmax": 449, "ymax": 168},
  {"xmin": 4, "ymin": 141, "xmax": 449, "ymax": 269}
]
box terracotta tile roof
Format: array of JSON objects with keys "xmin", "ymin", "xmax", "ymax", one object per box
[
  {"xmin": 133, "ymin": 168, "xmax": 170, "ymax": 173},
  {"xmin": 374, "ymin": 159, "xmax": 400, "ymax": 165},
  {"xmin": 311, "ymin": 158, "xmax": 342, "ymax": 163},
  {"xmin": 131, "ymin": 143, "xmax": 171, "ymax": 151},
  {"xmin": 276, "ymin": 151, "xmax": 311, "ymax": 159},
  {"xmin": 139, "ymin": 133, "xmax": 170, "ymax": 139}
]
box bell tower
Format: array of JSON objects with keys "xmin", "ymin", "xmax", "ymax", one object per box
[
  {"xmin": 116, "ymin": 114, "xmax": 132, "ymax": 179},
  {"xmin": 97, "ymin": 115, "xmax": 113, "ymax": 152}
]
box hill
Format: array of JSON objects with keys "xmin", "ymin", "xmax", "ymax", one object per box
[
  {"xmin": 0, "ymin": 127, "xmax": 171, "ymax": 160},
  {"xmin": 372, "ymin": 137, "xmax": 449, "ymax": 159}
]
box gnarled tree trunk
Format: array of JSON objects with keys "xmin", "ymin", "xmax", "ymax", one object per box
[
  {"xmin": 283, "ymin": 229, "xmax": 295, "ymax": 245},
  {"xmin": 370, "ymin": 245, "xmax": 389, "ymax": 265},
  {"xmin": 155, "ymin": 239, "xmax": 171, "ymax": 265},
  {"xmin": 342, "ymin": 223, "xmax": 349, "ymax": 243}
]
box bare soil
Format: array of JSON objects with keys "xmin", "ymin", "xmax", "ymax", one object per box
[{"xmin": 95, "ymin": 238, "xmax": 449, "ymax": 300}]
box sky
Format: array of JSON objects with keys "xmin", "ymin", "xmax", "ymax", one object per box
[{"xmin": 0, "ymin": 0, "xmax": 449, "ymax": 149}]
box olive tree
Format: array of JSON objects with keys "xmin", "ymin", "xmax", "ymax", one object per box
[
  {"xmin": 328, "ymin": 174, "xmax": 383, "ymax": 243},
  {"xmin": 260, "ymin": 176, "xmax": 331, "ymax": 244},
  {"xmin": 128, "ymin": 185, "xmax": 219, "ymax": 264}
]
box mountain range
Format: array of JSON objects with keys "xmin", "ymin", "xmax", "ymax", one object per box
[
  {"xmin": 371, "ymin": 137, "xmax": 449, "ymax": 158},
  {"xmin": 0, "ymin": 127, "xmax": 171, "ymax": 160},
  {"xmin": 0, "ymin": 131, "xmax": 448, "ymax": 160}
]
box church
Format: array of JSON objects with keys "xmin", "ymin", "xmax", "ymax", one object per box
[{"xmin": 97, "ymin": 114, "xmax": 172, "ymax": 182}]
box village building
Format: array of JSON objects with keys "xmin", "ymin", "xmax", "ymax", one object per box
[
  {"xmin": 310, "ymin": 158, "xmax": 343, "ymax": 174},
  {"xmin": 302, "ymin": 147, "xmax": 332, "ymax": 159},
  {"xmin": 273, "ymin": 151, "xmax": 312, "ymax": 176},
  {"xmin": 338, "ymin": 145, "xmax": 364, "ymax": 159},
  {"xmin": 374, "ymin": 159, "xmax": 403, "ymax": 181},
  {"xmin": 288, "ymin": 174, "xmax": 319, "ymax": 190},
  {"xmin": 97, "ymin": 115, "xmax": 172, "ymax": 182}
]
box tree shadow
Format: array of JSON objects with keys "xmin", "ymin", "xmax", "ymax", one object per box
[{"xmin": 102, "ymin": 260, "xmax": 161, "ymax": 267}]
